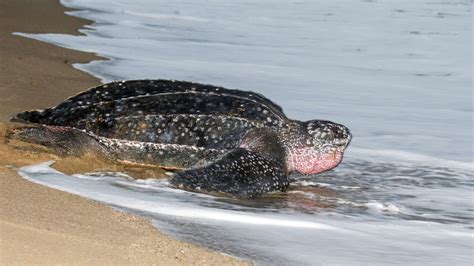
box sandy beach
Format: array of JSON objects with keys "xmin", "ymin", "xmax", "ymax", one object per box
[{"xmin": 0, "ymin": 0, "xmax": 245, "ymax": 264}]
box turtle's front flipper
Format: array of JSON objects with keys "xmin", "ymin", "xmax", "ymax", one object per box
[
  {"xmin": 170, "ymin": 148, "xmax": 289, "ymax": 198},
  {"xmin": 11, "ymin": 125, "xmax": 105, "ymax": 157}
]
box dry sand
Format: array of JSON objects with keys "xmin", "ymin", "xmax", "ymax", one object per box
[{"xmin": 0, "ymin": 0, "xmax": 247, "ymax": 264}]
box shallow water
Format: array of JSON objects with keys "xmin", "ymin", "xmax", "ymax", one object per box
[
  {"xmin": 14, "ymin": 0, "xmax": 473, "ymax": 264},
  {"xmin": 19, "ymin": 158, "xmax": 473, "ymax": 265}
]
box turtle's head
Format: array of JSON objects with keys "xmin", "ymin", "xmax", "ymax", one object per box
[{"xmin": 284, "ymin": 120, "xmax": 351, "ymax": 175}]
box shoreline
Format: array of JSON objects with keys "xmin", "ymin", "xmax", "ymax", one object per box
[{"xmin": 0, "ymin": 0, "xmax": 245, "ymax": 264}]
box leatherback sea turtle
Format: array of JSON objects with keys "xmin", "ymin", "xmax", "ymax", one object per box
[{"xmin": 12, "ymin": 80, "xmax": 351, "ymax": 197}]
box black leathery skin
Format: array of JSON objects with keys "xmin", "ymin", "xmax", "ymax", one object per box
[
  {"xmin": 102, "ymin": 114, "xmax": 257, "ymax": 149},
  {"xmin": 15, "ymin": 80, "xmax": 286, "ymax": 129},
  {"xmin": 98, "ymin": 137, "xmax": 227, "ymax": 169},
  {"xmin": 58, "ymin": 80, "xmax": 285, "ymax": 117},
  {"xmin": 52, "ymin": 93, "xmax": 283, "ymax": 130},
  {"xmin": 239, "ymin": 128, "xmax": 286, "ymax": 163},
  {"xmin": 170, "ymin": 148, "xmax": 289, "ymax": 198}
]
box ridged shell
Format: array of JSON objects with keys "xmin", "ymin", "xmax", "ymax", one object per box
[{"xmin": 15, "ymin": 80, "xmax": 288, "ymax": 149}]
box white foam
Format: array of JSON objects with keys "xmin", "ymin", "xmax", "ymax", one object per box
[
  {"xmin": 294, "ymin": 180, "xmax": 332, "ymax": 187},
  {"xmin": 365, "ymin": 201, "xmax": 401, "ymax": 213},
  {"xmin": 18, "ymin": 162, "xmax": 335, "ymax": 230}
]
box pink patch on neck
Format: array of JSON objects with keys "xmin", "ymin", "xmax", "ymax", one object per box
[{"xmin": 287, "ymin": 147, "xmax": 343, "ymax": 175}]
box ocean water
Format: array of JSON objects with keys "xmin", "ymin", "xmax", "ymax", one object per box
[
  {"xmin": 15, "ymin": 0, "xmax": 473, "ymax": 265},
  {"xmin": 19, "ymin": 160, "xmax": 473, "ymax": 265}
]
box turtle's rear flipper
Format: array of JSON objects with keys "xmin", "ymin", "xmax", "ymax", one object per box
[
  {"xmin": 170, "ymin": 148, "xmax": 289, "ymax": 198},
  {"xmin": 11, "ymin": 125, "xmax": 104, "ymax": 157}
]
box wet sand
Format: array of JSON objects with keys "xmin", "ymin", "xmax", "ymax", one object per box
[{"xmin": 0, "ymin": 0, "xmax": 246, "ymax": 264}]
